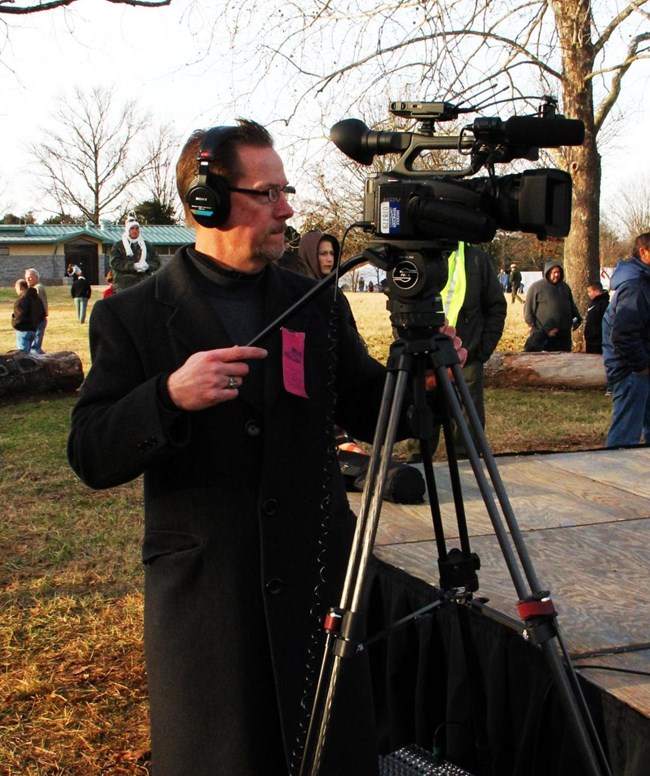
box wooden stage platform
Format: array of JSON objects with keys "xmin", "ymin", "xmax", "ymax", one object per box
[{"xmin": 349, "ymin": 446, "xmax": 650, "ymax": 761}]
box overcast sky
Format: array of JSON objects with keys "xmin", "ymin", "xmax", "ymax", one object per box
[{"xmin": 1, "ymin": 0, "xmax": 648, "ymax": 222}]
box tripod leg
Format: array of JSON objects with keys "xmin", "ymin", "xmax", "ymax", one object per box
[
  {"xmin": 300, "ymin": 367, "xmax": 412, "ymax": 776},
  {"xmin": 434, "ymin": 363, "xmax": 610, "ymax": 776}
]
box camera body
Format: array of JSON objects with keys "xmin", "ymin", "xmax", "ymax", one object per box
[{"xmin": 364, "ymin": 168, "xmax": 573, "ymax": 245}]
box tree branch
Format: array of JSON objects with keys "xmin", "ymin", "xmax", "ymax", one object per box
[
  {"xmin": 594, "ymin": 31, "xmax": 650, "ymax": 131},
  {"xmin": 593, "ymin": 0, "xmax": 649, "ymax": 58},
  {"xmin": 265, "ymin": 26, "xmax": 560, "ymax": 114},
  {"xmin": 0, "ymin": 0, "xmax": 170, "ymax": 14}
]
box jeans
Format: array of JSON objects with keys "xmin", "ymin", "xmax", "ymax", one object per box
[
  {"xmin": 15, "ymin": 330, "xmax": 35, "ymax": 353},
  {"xmin": 606, "ymin": 372, "xmax": 650, "ymax": 447},
  {"xmin": 74, "ymin": 296, "xmax": 89, "ymax": 323},
  {"xmin": 31, "ymin": 318, "xmax": 47, "ymax": 354}
]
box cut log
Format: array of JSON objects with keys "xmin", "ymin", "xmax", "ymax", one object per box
[
  {"xmin": 484, "ymin": 351, "xmax": 606, "ymax": 389},
  {"xmin": 0, "ymin": 351, "xmax": 84, "ymax": 399}
]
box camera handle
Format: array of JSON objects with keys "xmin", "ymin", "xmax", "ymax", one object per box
[{"xmin": 297, "ymin": 326, "xmax": 610, "ymax": 776}]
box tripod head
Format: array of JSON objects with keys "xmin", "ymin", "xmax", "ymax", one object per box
[{"xmin": 362, "ymin": 241, "xmax": 452, "ymax": 336}]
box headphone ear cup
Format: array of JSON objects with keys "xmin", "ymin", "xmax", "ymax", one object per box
[{"xmin": 186, "ymin": 173, "xmax": 231, "ymax": 228}]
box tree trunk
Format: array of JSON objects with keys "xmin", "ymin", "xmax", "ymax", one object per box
[
  {"xmin": 551, "ymin": 0, "xmax": 601, "ymax": 338},
  {"xmin": 0, "ymin": 351, "xmax": 84, "ymax": 400},
  {"xmin": 485, "ymin": 351, "xmax": 606, "ymax": 389}
]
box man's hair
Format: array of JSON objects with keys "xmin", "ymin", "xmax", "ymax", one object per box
[
  {"xmin": 632, "ymin": 233, "xmax": 650, "ymax": 259},
  {"xmin": 25, "ymin": 268, "xmax": 39, "ymax": 280},
  {"xmin": 176, "ymin": 119, "xmax": 274, "ymax": 225},
  {"xmin": 587, "ymin": 281, "xmax": 603, "ymax": 292}
]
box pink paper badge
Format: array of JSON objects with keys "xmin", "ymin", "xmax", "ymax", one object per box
[{"xmin": 281, "ymin": 327, "xmax": 308, "ymax": 398}]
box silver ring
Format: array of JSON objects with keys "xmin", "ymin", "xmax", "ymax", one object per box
[{"xmin": 226, "ymin": 375, "xmax": 238, "ymax": 390}]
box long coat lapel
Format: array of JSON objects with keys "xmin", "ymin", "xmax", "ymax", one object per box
[{"xmin": 154, "ymin": 251, "xmax": 233, "ymax": 359}]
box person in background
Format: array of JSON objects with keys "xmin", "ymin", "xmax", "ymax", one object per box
[
  {"xmin": 602, "ymin": 233, "xmax": 650, "ymax": 447},
  {"xmin": 24, "ymin": 268, "xmax": 48, "ymax": 354},
  {"xmin": 524, "ymin": 260, "xmax": 582, "ymax": 352},
  {"xmin": 103, "ymin": 270, "xmax": 115, "ymax": 299},
  {"xmin": 584, "ymin": 281, "xmax": 610, "ymax": 354},
  {"xmin": 298, "ymin": 229, "xmax": 360, "ymax": 334},
  {"xmin": 110, "ymin": 217, "xmax": 161, "ymax": 292},
  {"xmin": 12, "ymin": 278, "xmax": 45, "ymax": 353},
  {"xmin": 509, "ymin": 262, "xmax": 524, "ymax": 303},
  {"xmin": 66, "ymin": 263, "xmax": 82, "ymax": 277},
  {"xmin": 298, "ymin": 230, "xmax": 341, "ymax": 280},
  {"xmin": 67, "ymin": 118, "xmax": 465, "ymax": 776},
  {"xmin": 408, "ymin": 241, "xmax": 506, "ymax": 460},
  {"xmin": 498, "ymin": 267, "xmax": 509, "ymax": 293},
  {"xmin": 71, "ymin": 270, "xmax": 92, "ymax": 324},
  {"xmin": 275, "ymin": 225, "xmax": 310, "ymax": 275}
]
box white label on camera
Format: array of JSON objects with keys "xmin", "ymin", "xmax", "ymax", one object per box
[{"xmin": 381, "ymin": 200, "xmax": 400, "ymax": 234}]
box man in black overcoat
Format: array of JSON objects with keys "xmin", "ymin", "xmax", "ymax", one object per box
[{"xmin": 68, "ymin": 120, "xmax": 465, "ymax": 775}]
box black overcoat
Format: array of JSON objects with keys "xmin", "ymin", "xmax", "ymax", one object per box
[{"xmin": 68, "ymin": 248, "xmax": 387, "ymax": 775}]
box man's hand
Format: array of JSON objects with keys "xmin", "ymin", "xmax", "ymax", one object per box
[
  {"xmin": 438, "ymin": 321, "xmax": 468, "ymax": 368},
  {"xmin": 167, "ymin": 345, "xmax": 268, "ymax": 411},
  {"xmin": 424, "ymin": 321, "xmax": 468, "ymax": 391}
]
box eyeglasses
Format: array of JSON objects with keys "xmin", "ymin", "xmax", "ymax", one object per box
[{"xmin": 228, "ymin": 184, "xmax": 295, "ymax": 203}]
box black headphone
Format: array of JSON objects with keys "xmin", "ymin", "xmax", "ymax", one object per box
[{"xmin": 185, "ymin": 126, "xmax": 234, "ymax": 228}]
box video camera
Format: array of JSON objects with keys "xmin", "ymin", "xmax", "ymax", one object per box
[
  {"xmin": 331, "ymin": 98, "xmax": 584, "ymax": 248},
  {"xmin": 330, "ymin": 97, "xmax": 584, "ymax": 326}
]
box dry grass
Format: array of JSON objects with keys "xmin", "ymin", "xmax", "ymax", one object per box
[
  {"xmin": 0, "ymin": 284, "xmax": 611, "ymax": 773},
  {"xmin": 349, "ymin": 289, "xmax": 532, "ymax": 363},
  {"xmin": 0, "ymin": 385, "xmax": 149, "ymax": 774},
  {"xmin": 347, "ymin": 290, "xmax": 611, "ymax": 454}
]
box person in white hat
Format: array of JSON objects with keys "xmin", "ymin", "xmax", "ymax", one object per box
[{"xmin": 109, "ymin": 216, "xmax": 161, "ymax": 292}]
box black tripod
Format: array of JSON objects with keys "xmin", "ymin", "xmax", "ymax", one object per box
[{"xmin": 291, "ymin": 251, "xmax": 611, "ymax": 776}]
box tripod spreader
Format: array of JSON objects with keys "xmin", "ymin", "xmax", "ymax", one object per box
[{"xmin": 439, "ymin": 547, "xmax": 481, "ymax": 594}]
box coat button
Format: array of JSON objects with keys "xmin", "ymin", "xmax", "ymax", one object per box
[
  {"xmin": 244, "ymin": 420, "xmax": 261, "ymax": 438},
  {"xmin": 261, "ymin": 499, "xmax": 278, "ymax": 516},
  {"xmin": 265, "ymin": 578, "xmax": 284, "ymax": 595}
]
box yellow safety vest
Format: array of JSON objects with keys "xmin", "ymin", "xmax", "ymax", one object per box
[{"xmin": 440, "ymin": 242, "xmax": 467, "ymax": 327}]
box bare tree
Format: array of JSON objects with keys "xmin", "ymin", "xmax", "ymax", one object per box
[
  {"xmin": 211, "ymin": 0, "xmax": 649, "ymax": 301},
  {"xmin": 0, "ymin": 0, "xmax": 171, "ymax": 14},
  {"xmin": 31, "ymin": 86, "xmax": 168, "ymax": 224},
  {"xmin": 609, "ymin": 178, "xmax": 650, "ymax": 240},
  {"xmin": 125, "ymin": 122, "xmax": 181, "ymax": 221}
]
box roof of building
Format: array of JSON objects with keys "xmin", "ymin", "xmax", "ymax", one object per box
[{"xmin": 0, "ymin": 223, "xmax": 196, "ymax": 246}]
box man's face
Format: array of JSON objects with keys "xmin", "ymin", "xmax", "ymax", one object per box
[
  {"xmin": 587, "ymin": 286, "xmax": 600, "ymax": 300},
  {"xmin": 318, "ymin": 240, "xmax": 336, "ymax": 275},
  {"xmin": 129, "ymin": 225, "xmax": 140, "ymax": 240},
  {"xmin": 15, "ymin": 281, "xmax": 24, "ymax": 295},
  {"xmin": 218, "ymin": 145, "xmax": 294, "ymax": 272},
  {"xmin": 25, "ymin": 272, "xmax": 37, "ymax": 287},
  {"xmin": 549, "ymin": 266, "xmax": 562, "ymax": 284},
  {"xmin": 638, "ymin": 246, "xmax": 650, "ymax": 266}
]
